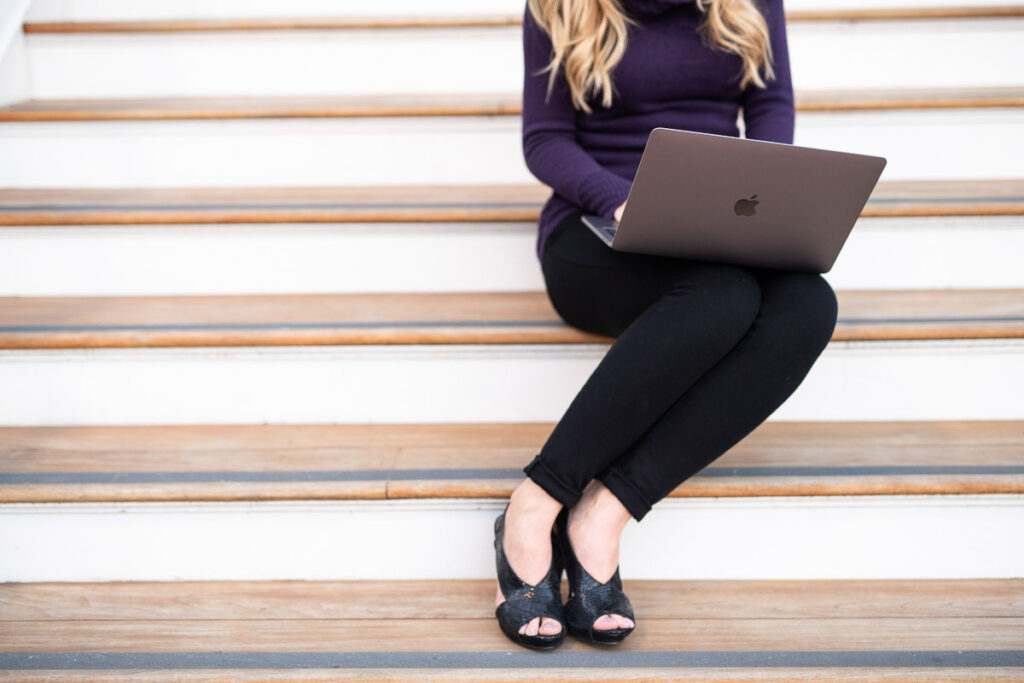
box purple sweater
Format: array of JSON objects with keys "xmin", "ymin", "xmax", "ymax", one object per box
[{"xmin": 522, "ymin": 0, "xmax": 795, "ymax": 260}]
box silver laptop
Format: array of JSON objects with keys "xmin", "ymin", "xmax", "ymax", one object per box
[{"xmin": 581, "ymin": 127, "xmax": 887, "ymax": 273}]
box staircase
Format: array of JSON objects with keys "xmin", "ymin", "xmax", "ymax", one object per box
[{"xmin": 1, "ymin": 0, "xmax": 1022, "ymax": 679}]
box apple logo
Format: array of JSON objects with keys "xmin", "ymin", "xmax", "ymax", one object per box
[{"xmin": 734, "ymin": 194, "xmax": 759, "ymax": 217}]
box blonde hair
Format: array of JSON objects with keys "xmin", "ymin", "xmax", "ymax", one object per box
[{"xmin": 527, "ymin": 0, "xmax": 776, "ymax": 113}]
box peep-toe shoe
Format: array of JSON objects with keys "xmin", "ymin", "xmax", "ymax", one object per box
[
  {"xmin": 554, "ymin": 508, "xmax": 636, "ymax": 645},
  {"xmin": 493, "ymin": 506, "xmax": 566, "ymax": 650}
]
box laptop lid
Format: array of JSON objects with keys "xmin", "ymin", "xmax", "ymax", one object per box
[{"xmin": 607, "ymin": 127, "xmax": 887, "ymax": 273}]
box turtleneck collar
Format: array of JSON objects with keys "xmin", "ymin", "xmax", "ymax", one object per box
[{"xmin": 623, "ymin": 0, "xmax": 696, "ymax": 18}]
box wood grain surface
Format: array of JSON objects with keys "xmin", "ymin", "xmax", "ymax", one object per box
[
  {"xmin": 2, "ymin": 421, "xmax": 1021, "ymax": 502},
  {"xmin": 2, "ymin": 87, "xmax": 1020, "ymax": 121},
  {"xmin": 1, "ymin": 181, "xmax": 1020, "ymax": 226},
  {"xmin": 20, "ymin": 6, "xmax": 1024, "ymax": 33},
  {"xmin": 1, "ymin": 289, "xmax": 1022, "ymax": 350}
]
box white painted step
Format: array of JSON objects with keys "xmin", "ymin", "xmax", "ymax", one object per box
[
  {"xmin": 772, "ymin": 0, "xmax": 1023, "ymax": 7},
  {"xmin": 0, "ymin": 2, "xmax": 31, "ymax": 108},
  {"xmin": 24, "ymin": 0, "xmax": 526, "ymax": 22},
  {"xmin": 1, "ymin": 216, "xmax": 1023, "ymax": 296},
  {"xmin": 22, "ymin": 19, "xmax": 1024, "ymax": 99},
  {"xmin": 2, "ymin": 108, "xmax": 1021, "ymax": 188},
  {"xmin": 1, "ymin": 495, "xmax": 1021, "ymax": 582},
  {"xmin": 0, "ymin": 340, "xmax": 1022, "ymax": 426},
  {"xmin": 23, "ymin": 0, "xmax": 1022, "ymax": 22}
]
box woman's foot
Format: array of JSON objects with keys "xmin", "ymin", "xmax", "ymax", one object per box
[
  {"xmin": 565, "ymin": 480, "xmax": 635, "ymax": 631},
  {"xmin": 495, "ymin": 478, "xmax": 564, "ymax": 637}
]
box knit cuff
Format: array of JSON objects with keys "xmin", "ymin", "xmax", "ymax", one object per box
[
  {"xmin": 577, "ymin": 169, "xmax": 633, "ymax": 218},
  {"xmin": 523, "ymin": 454, "xmax": 583, "ymax": 509},
  {"xmin": 599, "ymin": 466, "xmax": 654, "ymax": 522}
]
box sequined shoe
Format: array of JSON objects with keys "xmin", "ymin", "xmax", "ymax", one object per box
[
  {"xmin": 493, "ymin": 505, "xmax": 566, "ymax": 650},
  {"xmin": 554, "ymin": 507, "xmax": 635, "ymax": 645}
]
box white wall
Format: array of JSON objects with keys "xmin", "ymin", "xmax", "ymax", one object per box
[{"xmin": 0, "ymin": 0, "xmax": 33, "ymax": 107}]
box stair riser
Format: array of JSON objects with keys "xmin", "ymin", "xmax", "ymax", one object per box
[
  {"xmin": 0, "ymin": 32, "xmax": 30, "ymax": 108},
  {"xmin": 23, "ymin": 20, "xmax": 1024, "ymax": 99},
  {"xmin": 1, "ymin": 496, "xmax": 1020, "ymax": 582},
  {"xmin": 2, "ymin": 110, "xmax": 1022, "ymax": 188},
  {"xmin": 0, "ymin": 341, "xmax": 1021, "ymax": 426},
  {"xmin": 1, "ymin": 217, "xmax": 1023, "ymax": 296},
  {"xmin": 23, "ymin": 0, "xmax": 1023, "ymax": 22},
  {"xmin": 25, "ymin": 0, "xmax": 527, "ymax": 22}
]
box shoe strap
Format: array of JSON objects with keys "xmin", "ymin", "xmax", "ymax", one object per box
[{"xmin": 564, "ymin": 565, "xmax": 635, "ymax": 624}]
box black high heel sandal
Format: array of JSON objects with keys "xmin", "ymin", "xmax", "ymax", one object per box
[
  {"xmin": 494, "ymin": 505, "xmax": 566, "ymax": 650},
  {"xmin": 554, "ymin": 507, "xmax": 636, "ymax": 645}
]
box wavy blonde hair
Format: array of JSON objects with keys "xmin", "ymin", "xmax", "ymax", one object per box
[{"xmin": 527, "ymin": 0, "xmax": 776, "ymax": 112}]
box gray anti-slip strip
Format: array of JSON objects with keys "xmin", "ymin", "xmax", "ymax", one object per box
[
  {"xmin": 0, "ymin": 650, "xmax": 1021, "ymax": 670},
  {"xmin": 3, "ymin": 465, "xmax": 1023, "ymax": 485},
  {"xmin": 2, "ymin": 315, "xmax": 1024, "ymax": 334}
]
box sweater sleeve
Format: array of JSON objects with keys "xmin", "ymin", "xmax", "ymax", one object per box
[
  {"xmin": 521, "ymin": 6, "xmax": 634, "ymax": 217},
  {"xmin": 740, "ymin": 0, "xmax": 796, "ymax": 144}
]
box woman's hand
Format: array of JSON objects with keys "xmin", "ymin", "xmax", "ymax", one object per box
[{"xmin": 614, "ymin": 200, "xmax": 627, "ymax": 224}]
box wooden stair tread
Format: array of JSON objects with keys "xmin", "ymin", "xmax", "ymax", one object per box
[
  {"xmin": 0, "ymin": 93, "xmax": 524, "ymax": 122},
  {"xmin": 0, "ymin": 667, "xmax": 1019, "ymax": 682},
  {"xmin": 21, "ymin": 15, "xmax": 525, "ymax": 34},
  {"xmin": 788, "ymin": 5, "xmax": 1024, "ymax": 20},
  {"xmin": 0, "ymin": 579, "xmax": 1020, "ymax": 679},
  {"xmin": 0, "ymin": 184, "xmax": 549, "ymax": 226},
  {"xmin": 2, "ymin": 87, "xmax": 1021, "ymax": 121},
  {"xmin": 1, "ymin": 421, "xmax": 1021, "ymax": 502},
  {"xmin": 5, "ymin": 577, "xmax": 1021, "ymax": 620},
  {"xmin": 1, "ymin": 180, "xmax": 1022, "ymax": 226},
  {"xmin": 1, "ymin": 617, "xmax": 1019, "ymax": 655},
  {"xmin": 797, "ymin": 86, "xmax": 1024, "ymax": 111},
  {"xmin": 0, "ymin": 289, "xmax": 1022, "ymax": 350},
  {"xmin": 20, "ymin": 6, "xmax": 1024, "ymax": 33}
]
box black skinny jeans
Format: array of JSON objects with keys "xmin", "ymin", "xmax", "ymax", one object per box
[{"xmin": 524, "ymin": 210, "xmax": 839, "ymax": 521}]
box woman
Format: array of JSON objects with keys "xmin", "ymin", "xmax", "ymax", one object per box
[{"xmin": 494, "ymin": 0, "xmax": 839, "ymax": 649}]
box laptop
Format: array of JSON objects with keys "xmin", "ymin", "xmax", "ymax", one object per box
[{"xmin": 581, "ymin": 127, "xmax": 887, "ymax": 273}]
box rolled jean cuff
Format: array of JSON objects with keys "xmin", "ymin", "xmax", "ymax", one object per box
[
  {"xmin": 523, "ymin": 454, "xmax": 582, "ymax": 510},
  {"xmin": 599, "ymin": 467, "xmax": 653, "ymax": 522}
]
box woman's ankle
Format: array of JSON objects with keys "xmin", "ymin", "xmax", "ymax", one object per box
[
  {"xmin": 508, "ymin": 478, "xmax": 563, "ymax": 525},
  {"xmin": 566, "ymin": 481, "xmax": 630, "ymax": 583},
  {"xmin": 569, "ymin": 480, "xmax": 631, "ymax": 534}
]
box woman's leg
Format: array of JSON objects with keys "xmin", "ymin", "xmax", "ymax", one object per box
[
  {"xmin": 597, "ymin": 268, "xmax": 838, "ymax": 521},
  {"xmin": 499, "ymin": 212, "xmax": 765, "ymax": 633}
]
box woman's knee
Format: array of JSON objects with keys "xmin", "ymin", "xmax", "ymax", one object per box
[
  {"xmin": 802, "ymin": 274, "xmax": 839, "ymax": 342},
  {"xmin": 763, "ymin": 271, "xmax": 838, "ymax": 352}
]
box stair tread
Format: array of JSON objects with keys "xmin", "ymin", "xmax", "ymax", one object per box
[
  {"xmin": 1, "ymin": 181, "xmax": 1020, "ymax": 226},
  {"xmin": 4, "ymin": 577, "xmax": 1021, "ymax": 620},
  {"xmin": 2, "ymin": 87, "xmax": 1021, "ymax": 121},
  {"xmin": 0, "ymin": 184, "xmax": 548, "ymax": 225},
  {"xmin": 0, "ymin": 667, "xmax": 1019, "ymax": 682},
  {"xmin": 0, "ymin": 92, "xmax": 523, "ymax": 121},
  {"xmin": 0, "ymin": 579, "xmax": 1020, "ymax": 679},
  {"xmin": 20, "ymin": 6, "xmax": 1024, "ymax": 33},
  {"xmin": 0, "ymin": 289, "xmax": 1022, "ymax": 350},
  {"xmin": 2, "ymin": 421, "xmax": 1021, "ymax": 502}
]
